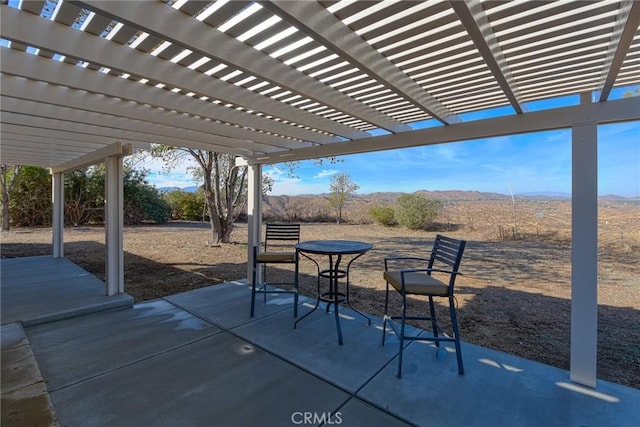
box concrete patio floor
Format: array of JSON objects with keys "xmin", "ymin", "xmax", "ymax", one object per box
[{"xmin": 1, "ymin": 257, "xmax": 639, "ymax": 426}]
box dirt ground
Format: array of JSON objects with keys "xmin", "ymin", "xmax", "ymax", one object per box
[{"xmin": 2, "ymin": 203, "xmax": 639, "ymax": 390}]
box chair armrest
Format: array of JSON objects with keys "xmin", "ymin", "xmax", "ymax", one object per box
[
  {"xmin": 255, "ymin": 241, "xmax": 271, "ymax": 251},
  {"xmin": 384, "ymin": 256, "xmax": 430, "ymax": 270},
  {"xmin": 384, "ymin": 256, "xmax": 430, "ymax": 262},
  {"xmin": 397, "ymin": 267, "xmax": 461, "ymax": 276}
]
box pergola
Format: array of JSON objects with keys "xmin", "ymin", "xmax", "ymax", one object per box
[{"xmin": 1, "ymin": 0, "xmax": 639, "ymax": 389}]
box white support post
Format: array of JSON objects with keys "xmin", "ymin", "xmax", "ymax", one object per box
[
  {"xmin": 246, "ymin": 163, "xmax": 262, "ymax": 284},
  {"xmin": 51, "ymin": 171, "xmax": 64, "ymax": 258},
  {"xmin": 570, "ymin": 121, "xmax": 598, "ymax": 388},
  {"xmin": 105, "ymin": 155, "xmax": 124, "ymax": 295}
]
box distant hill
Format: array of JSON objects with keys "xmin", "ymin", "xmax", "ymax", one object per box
[
  {"xmin": 517, "ymin": 191, "xmax": 571, "ymax": 199},
  {"xmin": 157, "ymin": 186, "xmax": 198, "ymax": 193},
  {"xmin": 287, "ymin": 190, "xmax": 511, "ymax": 202},
  {"xmin": 261, "ymin": 189, "xmax": 637, "ymax": 222},
  {"xmin": 157, "ymin": 185, "xmax": 634, "ymax": 201},
  {"xmin": 599, "ymin": 194, "xmax": 638, "ymax": 201}
]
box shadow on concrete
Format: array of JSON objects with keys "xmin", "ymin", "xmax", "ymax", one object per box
[{"xmin": 2, "ymin": 240, "xmax": 638, "ymax": 389}]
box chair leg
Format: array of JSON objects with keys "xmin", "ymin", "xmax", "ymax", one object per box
[
  {"xmin": 449, "ymin": 296, "xmax": 464, "ymax": 375},
  {"xmin": 382, "ymin": 282, "xmax": 390, "ymax": 346},
  {"xmin": 428, "ymin": 296, "xmax": 439, "ymax": 347},
  {"xmin": 293, "ymin": 259, "xmax": 299, "ymax": 318},
  {"xmin": 262, "ymin": 264, "xmax": 267, "ymax": 304},
  {"xmin": 250, "ymin": 262, "xmax": 257, "ymax": 317},
  {"xmin": 397, "ymin": 291, "xmax": 407, "ymax": 379}
]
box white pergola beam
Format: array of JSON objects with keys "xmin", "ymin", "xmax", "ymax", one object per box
[
  {"xmin": 1, "ymin": 95, "xmax": 274, "ymax": 154},
  {"xmin": 450, "ymin": 0, "xmax": 525, "ymax": 114},
  {"xmin": 245, "ymin": 95, "xmax": 640, "ymax": 164},
  {"xmin": 0, "ymin": 131, "xmax": 241, "ymax": 168},
  {"xmin": 598, "ymin": 1, "xmax": 640, "ymax": 101},
  {"xmin": 0, "ymin": 6, "xmax": 365, "ymax": 141},
  {"xmin": 52, "ymin": 142, "xmax": 132, "ymax": 174},
  {"xmin": 0, "ymin": 123, "xmax": 129, "ymax": 147},
  {"xmin": 1, "ymin": 111, "xmax": 249, "ymax": 157},
  {"xmin": 0, "ymin": 50, "xmax": 316, "ymax": 149},
  {"xmin": 1, "ymin": 83, "xmax": 293, "ymax": 154},
  {"xmin": 0, "ymin": 136, "xmax": 103, "ymax": 153},
  {"xmin": 68, "ymin": 0, "xmax": 407, "ymax": 133},
  {"xmin": 261, "ymin": 0, "xmax": 459, "ymax": 125}
]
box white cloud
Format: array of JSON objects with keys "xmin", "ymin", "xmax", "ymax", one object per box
[
  {"xmin": 313, "ymin": 169, "xmax": 339, "ymax": 179},
  {"xmin": 434, "ymin": 145, "xmax": 461, "ymax": 162},
  {"xmin": 146, "ymin": 171, "xmax": 198, "ymax": 189},
  {"xmin": 270, "ymin": 180, "xmax": 327, "ymax": 195},
  {"xmin": 265, "ymin": 165, "xmax": 328, "ymax": 195}
]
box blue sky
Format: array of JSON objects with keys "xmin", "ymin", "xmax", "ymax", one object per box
[{"xmin": 147, "ymin": 86, "xmax": 640, "ymax": 198}]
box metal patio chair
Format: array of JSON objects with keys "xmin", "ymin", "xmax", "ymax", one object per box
[
  {"xmin": 382, "ymin": 234, "xmax": 467, "ymax": 378},
  {"xmin": 250, "ymin": 223, "xmax": 301, "ymax": 317}
]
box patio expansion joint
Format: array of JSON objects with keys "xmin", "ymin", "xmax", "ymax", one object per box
[
  {"xmin": 164, "ymin": 296, "xmax": 361, "ymax": 394},
  {"xmin": 41, "ymin": 332, "xmax": 222, "ymax": 394},
  {"xmin": 160, "ymin": 296, "xmax": 398, "ymax": 422},
  {"xmin": 160, "ymin": 291, "xmax": 451, "ymax": 426},
  {"xmin": 162, "ymin": 292, "xmax": 295, "ymax": 331},
  {"xmin": 171, "ymin": 295, "xmax": 423, "ymax": 425},
  {"xmin": 344, "ymin": 335, "xmax": 423, "ymax": 426}
]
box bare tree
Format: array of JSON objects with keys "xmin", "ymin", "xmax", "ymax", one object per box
[
  {"xmin": 327, "ymin": 172, "xmax": 359, "ymax": 224},
  {"xmin": 0, "ymin": 164, "xmax": 22, "ymax": 231},
  {"xmin": 151, "ymin": 147, "xmax": 246, "ymax": 245},
  {"xmin": 150, "ymin": 145, "xmax": 340, "ymax": 244}
]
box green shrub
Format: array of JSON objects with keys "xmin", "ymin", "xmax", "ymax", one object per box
[
  {"xmin": 179, "ymin": 191, "xmax": 206, "ymax": 221},
  {"xmin": 162, "ymin": 190, "xmax": 206, "ymax": 221},
  {"xmin": 395, "ymin": 193, "xmax": 442, "ymax": 230},
  {"xmin": 123, "ymin": 169, "xmax": 170, "ymax": 224},
  {"xmin": 8, "ymin": 166, "xmax": 169, "ymax": 226},
  {"xmin": 65, "ymin": 168, "xmax": 105, "ymax": 225},
  {"xmin": 369, "ymin": 205, "xmax": 396, "ymax": 226},
  {"xmin": 9, "ymin": 166, "xmax": 52, "ymax": 227},
  {"xmin": 162, "ymin": 190, "xmax": 184, "ymax": 220}
]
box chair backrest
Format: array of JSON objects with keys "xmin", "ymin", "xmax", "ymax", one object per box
[
  {"xmin": 428, "ymin": 234, "xmax": 466, "ymax": 288},
  {"xmin": 264, "ymin": 223, "xmax": 300, "ymax": 250}
]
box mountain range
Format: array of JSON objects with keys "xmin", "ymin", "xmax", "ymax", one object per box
[{"xmin": 157, "ymin": 186, "xmax": 637, "ymax": 201}]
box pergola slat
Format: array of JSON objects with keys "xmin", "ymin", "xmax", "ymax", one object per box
[{"xmin": 68, "ymin": 0, "xmax": 408, "ymax": 133}]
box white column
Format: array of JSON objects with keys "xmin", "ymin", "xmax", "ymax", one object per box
[
  {"xmin": 246, "ymin": 163, "xmax": 262, "ymax": 284},
  {"xmin": 51, "ymin": 171, "xmax": 64, "ymax": 258},
  {"xmin": 570, "ymin": 121, "xmax": 598, "ymax": 388},
  {"xmin": 105, "ymin": 155, "xmax": 124, "ymax": 295}
]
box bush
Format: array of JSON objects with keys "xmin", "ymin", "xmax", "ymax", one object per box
[
  {"xmin": 9, "ymin": 166, "xmax": 52, "ymax": 227},
  {"xmin": 395, "ymin": 193, "xmax": 442, "ymax": 230},
  {"xmin": 8, "ymin": 166, "xmax": 169, "ymax": 226},
  {"xmin": 163, "ymin": 190, "xmax": 206, "ymax": 221},
  {"xmin": 369, "ymin": 205, "xmax": 396, "ymax": 226},
  {"xmin": 123, "ymin": 169, "xmax": 170, "ymax": 224},
  {"xmin": 179, "ymin": 191, "xmax": 206, "ymax": 221},
  {"xmin": 65, "ymin": 168, "xmax": 104, "ymax": 225}
]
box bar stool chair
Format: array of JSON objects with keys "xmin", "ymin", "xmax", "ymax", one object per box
[
  {"xmin": 250, "ymin": 223, "xmax": 301, "ymax": 317},
  {"xmin": 382, "ymin": 234, "xmax": 467, "ymax": 378}
]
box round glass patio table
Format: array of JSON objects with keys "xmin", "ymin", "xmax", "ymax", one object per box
[{"xmin": 293, "ymin": 240, "xmax": 372, "ymax": 345}]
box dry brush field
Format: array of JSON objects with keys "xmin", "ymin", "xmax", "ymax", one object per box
[{"xmin": 2, "ymin": 198, "xmax": 638, "ymax": 389}]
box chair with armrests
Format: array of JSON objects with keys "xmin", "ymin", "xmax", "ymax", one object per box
[
  {"xmin": 250, "ymin": 223, "xmax": 301, "ymax": 317},
  {"xmin": 382, "ymin": 234, "xmax": 467, "ymax": 378}
]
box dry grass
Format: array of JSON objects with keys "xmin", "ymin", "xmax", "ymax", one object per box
[{"xmin": 2, "ymin": 199, "xmax": 638, "ymax": 389}]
